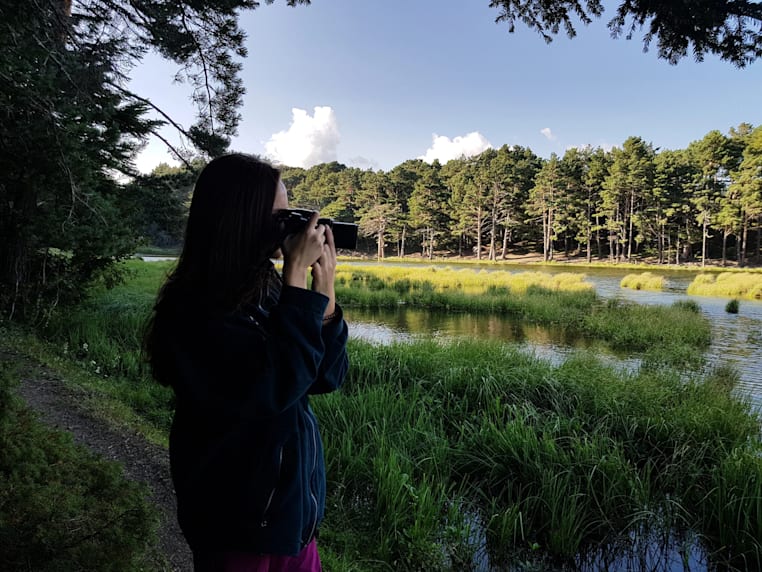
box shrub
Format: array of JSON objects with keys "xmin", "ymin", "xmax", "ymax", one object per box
[
  {"xmin": 688, "ymin": 272, "xmax": 762, "ymax": 300},
  {"xmin": 672, "ymin": 299, "xmax": 701, "ymax": 313},
  {"xmin": 620, "ymin": 272, "xmax": 665, "ymax": 291},
  {"xmin": 0, "ymin": 364, "xmax": 158, "ymax": 572},
  {"xmin": 726, "ymin": 299, "xmax": 740, "ymax": 314}
]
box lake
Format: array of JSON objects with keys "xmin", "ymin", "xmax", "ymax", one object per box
[{"xmin": 341, "ymin": 262, "xmax": 762, "ymax": 410}]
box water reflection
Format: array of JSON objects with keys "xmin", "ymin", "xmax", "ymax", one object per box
[{"xmin": 343, "ymin": 263, "xmax": 762, "ymax": 409}]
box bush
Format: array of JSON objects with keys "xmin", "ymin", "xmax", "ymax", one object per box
[
  {"xmin": 0, "ymin": 364, "xmax": 158, "ymax": 572},
  {"xmin": 620, "ymin": 272, "xmax": 665, "ymax": 291},
  {"xmin": 672, "ymin": 299, "xmax": 701, "ymax": 313},
  {"xmin": 688, "ymin": 272, "xmax": 762, "ymax": 300},
  {"xmin": 726, "ymin": 299, "xmax": 740, "ymax": 314}
]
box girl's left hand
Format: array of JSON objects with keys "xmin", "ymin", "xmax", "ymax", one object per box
[{"xmin": 311, "ymin": 226, "xmax": 337, "ymax": 318}]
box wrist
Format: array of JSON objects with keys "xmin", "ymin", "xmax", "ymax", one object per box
[
  {"xmin": 283, "ymin": 263, "xmax": 308, "ymax": 289},
  {"xmin": 322, "ymin": 306, "xmax": 338, "ymax": 323}
]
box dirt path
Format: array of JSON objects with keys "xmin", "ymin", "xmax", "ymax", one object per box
[{"xmin": 3, "ymin": 348, "xmax": 193, "ymax": 571}]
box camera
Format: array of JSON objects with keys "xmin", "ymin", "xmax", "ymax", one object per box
[{"xmin": 274, "ymin": 208, "xmax": 358, "ymax": 251}]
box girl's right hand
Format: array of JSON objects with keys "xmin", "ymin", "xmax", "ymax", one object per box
[{"xmin": 282, "ymin": 212, "xmax": 326, "ymax": 289}]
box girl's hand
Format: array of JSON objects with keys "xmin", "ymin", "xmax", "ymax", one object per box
[
  {"xmin": 311, "ymin": 226, "xmax": 337, "ymax": 318},
  {"xmin": 282, "ymin": 212, "xmax": 326, "ymax": 289}
]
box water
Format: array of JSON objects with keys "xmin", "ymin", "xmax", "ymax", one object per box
[
  {"xmin": 341, "ymin": 262, "xmax": 762, "ymax": 409},
  {"xmin": 136, "ymin": 255, "xmax": 178, "ymax": 262},
  {"xmin": 341, "ymin": 264, "xmax": 759, "ymax": 572}
]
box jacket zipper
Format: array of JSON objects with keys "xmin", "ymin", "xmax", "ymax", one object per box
[
  {"xmin": 306, "ymin": 411, "xmax": 319, "ymax": 543},
  {"xmin": 260, "ymin": 446, "xmax": 283, "ymax": 528}
]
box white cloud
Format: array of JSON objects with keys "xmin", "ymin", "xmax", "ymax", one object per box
[
  {"xmin": 419, "ymin": 132, "xmax": 492, "ymax": 164},
  {"xmin": 134, "ymin": 137, "xmax": 181, "ymax": 174},
  {"xmin": 541, "ymin": 127, "xmax": 557, "ymax": 141},
  {"xmin": 265, "ymin": 106, "xmax": 340, "ymax": 168}
]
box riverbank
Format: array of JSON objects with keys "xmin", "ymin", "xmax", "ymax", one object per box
[
  {"xmin": 5, "ymin": 259, "xmax": 762, "ymax": 570},
  {"xmin": 0, "ymin": 345, "xmax": 180, "ymax": 571},
  {"xmin": 138, "ymin": 248, "xmax": 762, "ymax": 273},
  {"xmin": 6, "ymin": 323, "xmax": 761, "ymax": 570},
  {"xmin": 345, "ymin": 252, "xmax": 762, "ymax": 272}
]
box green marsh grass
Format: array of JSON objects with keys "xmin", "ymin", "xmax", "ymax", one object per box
[
  {"xmin": 41, "ymin": 261, "xmax": 176, "ymax": 430},
  {"xmin": 688, "ymin": 272, "xmax": 762, "ymax": 300},
  {"xmin": 315, "ymin": 340, "xmax": 762, "ymax": 569},
  {"xmin": 22, "ymin": 259, "xmax": 762, "ymax": 569},
  {"xmin": 620, "ymin": 272, "xmax": 666, "ymax": 291},
  {"xmin": 336, "ymin": 265, "xmax": 594, "ymax": 295},
  {"xmin": 337, "ymin": 266, "xmax": 711, "ymax": 355}
]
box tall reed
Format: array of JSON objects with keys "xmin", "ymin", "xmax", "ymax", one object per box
[
  {"xmin": 687, "ymin": 272, "xmax": 762, "ymax": 300},
  {"xmin": 620, "ymin": 272, "xmax": 666, "ymax": 291}
]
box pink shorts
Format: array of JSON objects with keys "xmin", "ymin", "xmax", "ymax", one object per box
[{"xmin": 193, "ymin": 539, "xmax": 322, "ymax": 572}]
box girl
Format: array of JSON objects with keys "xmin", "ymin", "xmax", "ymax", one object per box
[{"xmin": 144, "ymin": 153, "xmax": 348, "ymax": 571}]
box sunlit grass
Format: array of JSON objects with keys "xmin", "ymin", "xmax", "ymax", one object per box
[
  {"xmin": 315, "ymin": 339, "xmax": 762, "ymax": 569},
  {"xmin": 620, "ymin": 272, "xmax": 666, "ymax": 291},
  {"xmin": 335, "ymin": 266, "xmax": 710, "ymax": 355},
  {"xmin": 687, "ymin": 272, "xmax": 762, "ymax": 300},
  {"xmin": 19, "ymin": 259, "xmax": 761, "ymax": 569},
  {"xmin": 336, "ymin": 264, "xmax": 594, "ymax": 295}
]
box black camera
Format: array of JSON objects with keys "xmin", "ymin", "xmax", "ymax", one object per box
[{"xmin": 274, "ymin": 208, "xmax": 358, "ymax": 251}]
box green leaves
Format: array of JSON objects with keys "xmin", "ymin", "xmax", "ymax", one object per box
[{"xmin": 489, "ymin": 0, "xmax": 762, "ymax": 67}]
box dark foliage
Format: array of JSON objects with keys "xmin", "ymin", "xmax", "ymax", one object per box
[
  {"xmin": 0, "ymin": 364, "xmax": 158, "ymax": 571},
  {"xmin": 489, "ymin": 0, "xmax": 762, "ymax": 66}
]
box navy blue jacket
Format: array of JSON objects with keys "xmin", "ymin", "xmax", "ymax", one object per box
[{"xmin": 157, "ymin": 285, "xmax": 348, "ymax": 556}]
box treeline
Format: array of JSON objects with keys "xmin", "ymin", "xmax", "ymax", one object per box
[
  {"xmin": 145, "ymin": 125, "xmax": 762, "ymax": 265},
  {"xmin": 273, "ymin": 125, "xmax": 762, "ymax": 265}
]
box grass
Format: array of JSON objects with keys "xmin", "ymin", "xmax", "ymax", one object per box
[
  {"xmin": 134, "ymin": 245, "xmax": 181, "ymax": 256},
  {"xmin": 0, "ymin": 364, "xmax": 161, "ymax": 571},
  {"xmin": 336, "ymin": 265, "xmax": 594, "ymax": 294},
  {"xmin": 336, "ymin": 265, "xmax": 711, "ymax": 356},
  {"xmin": 620, "ymin": 272, "xmax": 666, "ymax": 291},
  {"xmin": 5, "ymin": 259, "xmax": 760, "ymax": 570},
  {"xmin": 25, "ymin": 260, "xmax": 713, "ymax": 432},
  {"xmin": 315, "ymin": 340, "xmax": 762, "ymax": 569},
  {"xmin": 358, "ymin": 255, "xmax": 762, "ymax": 274},
  {"xmin": 687, "ymin": 273, "xmax": 762, "ymax": 300}
]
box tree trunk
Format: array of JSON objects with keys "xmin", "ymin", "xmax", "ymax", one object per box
[
  {"xmin": 701, "ymin": 215, "xmax": 708, "ymax": 267},
  {"xmin": 400, "ymin": 225, "xmax": 406, "ymax": 258},
  {"xmin": 627, "ymin": 190, "xmax": 635, "ymax": 260},
  {"xmin": 741, "ymin": 214, "xmax": 748, "ymax": 267},
  {"xmin": 675, "ymin": 233, "xmax": 680, "ymax": 265},
  {"xmin": 608, "ymin": 227, "xmax": 615, "ymax": 263},
  {"xmin": 595, "ymin": 216, "xmax": 602, "ymax": 260},
  {"xmin": 501, "ymin": 215, "xmax": 509, "ymax": 260},
  {"xmin": 489, "ymin": 218, "xmax": 496, "ymax": 261},
  {"xmin": 542, "ymin": 211, "xmax": 549, "ymax": 262},
  {"xmin": 721, "ymin": 230, "xmax": 728, "ymax": 267},
  {"xmin": 377, "ymin": 223, "xmax": 385, "ymax": 260},
  {"xmin": 586, "ymin": 227, "xmax": 592, "ymax": 264},
  {"xmin": 428, "ymin": 228, "xmax": 434, "ymax": 260},
  {"xmin": 476, "ymin": 207, "xmax": 482, "ymax": 260}
]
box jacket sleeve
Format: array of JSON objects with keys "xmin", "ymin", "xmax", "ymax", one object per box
[
  {"xmin": 205, "ymin": 286, "xmax": 335, "ymax": 419},
  {"xmin": 308, "ymin": 304, "xmax": 349, "ymax": 395}
]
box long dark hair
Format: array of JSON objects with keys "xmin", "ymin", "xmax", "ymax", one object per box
[{"xmin": 144, "ymin": 153, "xmax": 281, "ymax": 385}]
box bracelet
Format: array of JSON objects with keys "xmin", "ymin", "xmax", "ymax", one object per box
[{"xmin": 322, "ymin": 310, "xmax": 338, "ymax": 323}]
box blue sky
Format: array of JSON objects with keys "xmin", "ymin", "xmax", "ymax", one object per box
[{"xmin": 131, "ymin": 0, "xmax": 762, "ymax": 173}]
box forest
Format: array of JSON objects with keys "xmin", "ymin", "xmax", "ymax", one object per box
[{"xmin": 137, "ymin": 125, "xmax": 762, "ymax": 267}]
